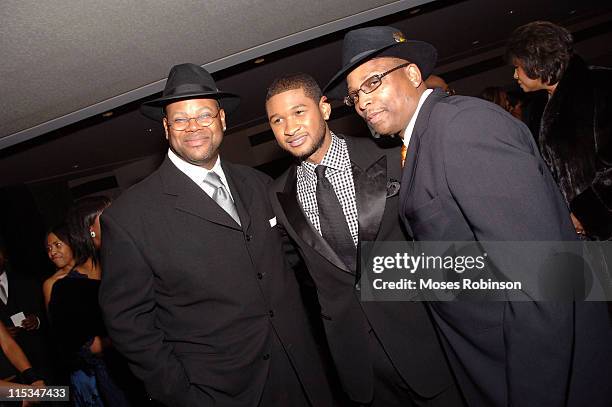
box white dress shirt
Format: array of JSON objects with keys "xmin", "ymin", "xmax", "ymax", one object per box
[
  {"xmin": 167, "ymin": 149, "xmax": 235, "ymax": 201},
  {"xmin": 403, "ymin": 88, "xmax": 433, "ymax": 148}
]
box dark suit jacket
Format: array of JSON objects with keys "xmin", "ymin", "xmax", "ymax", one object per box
[
  {"xmin": 399, "ymin": 89, "xmax": 612, "ymax": 406},
  {"xmin": 99, "ymin": 156, "xmax": 334, "ymax": 407},
  {"xmin": 269, "ymin": 135, "xmax": 455, "ymax": 404}
]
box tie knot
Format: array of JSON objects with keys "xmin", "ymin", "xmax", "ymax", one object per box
[
  {"xmin": 315, "ymin": 165, "xmax": 327, "ymax": 180},
  {"xmin": 204, "ymin": 171, "xmax": 223, "ymax": 188}
]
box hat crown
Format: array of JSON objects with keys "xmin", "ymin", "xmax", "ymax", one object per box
[
  {"xmin": 342, "ymin": 26, "xmax": 405, "ymax": 66},
  {"xmin": 140, "ymin": 63, "xmax": 240, "ymax": 122},
  {"xmin": 163, "ymin": 63, "xmax": 219, "ymax": 98},
  {"xmin": 323, "ymin": 25, "xmax": 437, "ymax": 99}
]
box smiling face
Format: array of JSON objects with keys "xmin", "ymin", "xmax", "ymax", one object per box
[
  {"xmin": 163, "ymin": 98, "xmax": 226, "ymax": 169},
  {"xmin": 346, "ymin": 57, "xmax": 425, "ymax": 138},
  {"xmin": 266, "ymin": 88, "xmax": 332, "ymax": 164},
  {"xmin": 46, "ymin": 233, "xmax": 74, "ymax": 270}
]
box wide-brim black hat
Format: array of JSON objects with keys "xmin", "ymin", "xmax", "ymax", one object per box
[
  {"xmin": 323, "ymin": 26, "xmax": 438, "ymax": 99},
  {"xmin": 141, "ymin": 63, "xmax": 240, "ymax": 122}
]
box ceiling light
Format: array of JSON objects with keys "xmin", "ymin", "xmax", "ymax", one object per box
[
  {"xmin": 102, "ymin": 111, "xmax": 113, "ymax": 118},
  {"xmin": 254, "ymin": 58, "xmax": 265, "ymax": 64},
  {"xmin": 409, "ymin": 8, "xmax": 420, "ymax": 14},
  {"xmin": 472, "ymin": 40, "xmax": 480, "ymax": 46}
]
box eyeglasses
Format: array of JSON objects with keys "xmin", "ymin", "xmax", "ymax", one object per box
[
  {"xmin": 344, "ymin": 63, "xmax": 410, "ymax": 106},
  {"xmin": 166, "ymin": 109, "xmax": 220, "ymax": 131}
]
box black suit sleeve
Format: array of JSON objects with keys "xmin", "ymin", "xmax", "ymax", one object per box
[
  {"xmin": 99, "ymin": 213, "xmax": 206, "ymax": 407},
  {"xmin": 443, "ymin": 107, "xmax": 574, "ymax": 406}
]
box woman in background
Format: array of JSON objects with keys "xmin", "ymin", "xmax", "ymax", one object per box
[
  {"xmin": 42, "ymin": 224, "xmax": 76, "ymax": 308},
  {"xmin": 47, "ymin": 196, "xmax": 130, "ymax": 407}
]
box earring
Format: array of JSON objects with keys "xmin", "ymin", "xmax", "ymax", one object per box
[
  {"xmin": 90, "ymin": 231, "xmax": 96, "ymax": 238},
  {"xmin": 223, "ymin": 126, "xmax": 226, "ymax": 131}
]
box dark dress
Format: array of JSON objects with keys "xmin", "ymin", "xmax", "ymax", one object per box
[{"xmin": 48, "ymin": 270, "xmax": 130, "ymax": 407}]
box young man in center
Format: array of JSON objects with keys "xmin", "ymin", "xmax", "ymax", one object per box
[{"xmin": 265, "ymin": 73, "xmax": 463, "ymax": 407}]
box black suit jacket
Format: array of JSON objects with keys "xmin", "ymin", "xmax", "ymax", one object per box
[
  {"xmin": 99, "ymin": 156, "xmax": 334, "ymax": 407},
  {"xmin": 269, "ymin": 135, "xmax": 455, "ymax": 403},
  {"xmin": 399, "ymin": 89, "xmax": 612, "ymax": 406}
]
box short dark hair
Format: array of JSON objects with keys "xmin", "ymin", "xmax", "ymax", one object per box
[
  {"xmin": 506, "ymin": 21, "xmax": 573, "ymax": 85},
  {"xmin": 66, "ymin": 195, "xmax": 111, "ymax": 267},
  {"xmin": 266, "ymin": 73, "xmax": 322, "ymax": 103}
]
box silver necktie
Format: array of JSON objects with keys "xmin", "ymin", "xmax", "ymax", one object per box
[
  {"xmin": 0, "ymin": 279, "xmax": 7, "ymax": 305},
  {"xmin": 203, "ymin": 171, "xmax": 241, "ymax": 226}
]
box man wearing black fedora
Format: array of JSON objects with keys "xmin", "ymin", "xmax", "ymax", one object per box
[
  {"xmin": 324, "ymin": 26, "xmax": 612, "ymax": 407},
  {"xmin": 99, "ymin": 63, "xmax": 336, "ymax": 407}
]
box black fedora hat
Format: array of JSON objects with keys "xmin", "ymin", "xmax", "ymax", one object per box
[
  {"xmin": 141, "ymin": 63, "xmax": 240, "ymax": 122},
  {"xmin": 323, "ymin": 26, "xmax": 437, "ymax": 99}
]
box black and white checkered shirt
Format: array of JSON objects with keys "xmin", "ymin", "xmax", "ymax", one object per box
[{"xmin": 296, "ymin": 133, "xmax": 358, "ymax": 246}]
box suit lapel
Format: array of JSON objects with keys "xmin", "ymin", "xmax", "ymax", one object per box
[
  {"xmin": 222, "ymin": 162, "xmax": 252, "ymax": 232},
  {"xmin": 344, "ymin": 136, "xmax": 388, "ymax": 245},
  {"xmin": 277, "ymin": 166, "xmax": 352, "ymax": 274},
  {"xmin": 159, "ymin": 156, "xmax": 242, "ymax": 231}
]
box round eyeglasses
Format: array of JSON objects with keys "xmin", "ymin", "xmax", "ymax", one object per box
[{"xmin": 166, "ymin": 109, "xmax": 220, "ymax": 131}]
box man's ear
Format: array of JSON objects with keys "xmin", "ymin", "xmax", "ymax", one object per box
[
  {"xmin": 220, "ymin": 109, "xmax": 227, "ymax": 131},
  {"xmin": 162, "ymin": 117, "xmax": 169, "ymax": 140},
  {"xmin": 406, "ymin": 64, "xmax": 423, "ymax": 88},
  {"xmin": 319, "ymin": 96, "xmax": 331, "ymax": 121}
]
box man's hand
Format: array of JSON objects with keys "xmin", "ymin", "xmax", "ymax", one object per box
[{"xmin": 20, "ymin": 315, "xmax": 39, "ymax": 331}]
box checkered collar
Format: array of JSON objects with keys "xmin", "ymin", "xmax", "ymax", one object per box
[{"xmin": 299, "ymin": 132, "xmax": 350, "ymax": 182}]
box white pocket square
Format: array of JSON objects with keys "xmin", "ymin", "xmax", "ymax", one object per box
[{"xmin": 269, "ymin": 217, "xmax": 277, "ymax": 227}]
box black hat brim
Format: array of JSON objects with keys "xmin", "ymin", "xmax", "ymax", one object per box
[
  {"xmin": 323, "ymin": 40, "xmax": 437, "ymax": 100},
  {"xmin": 141, "ymin": 91, "xmax": 241, "ymax": 122}
]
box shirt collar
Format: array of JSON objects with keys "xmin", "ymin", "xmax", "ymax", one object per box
[
  {"xmin": 300, "ymin": 131, "xmax": 348, "ymax": 177},
  {"xmin": 168, "ymin": 148, "xmax": 223, "ymax": 184},
  {"xmin": 403, "ymin": 88, "xmax": 433, "ymax": 148}
]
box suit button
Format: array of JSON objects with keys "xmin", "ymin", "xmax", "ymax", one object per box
[
  {"xmin": 257, "ymin": 272, "xmax": 263, "ymax": 280},
  {"xmin": 245, "ymin": 234, "xmax": 252, "ymax": 241},
  {"xmin": 269, "ymin": 310, "xmax": 274, "ymax": 318},
  {"xmin": 263, "ymin": 353, "xmax": 270, "ymax": 360}
]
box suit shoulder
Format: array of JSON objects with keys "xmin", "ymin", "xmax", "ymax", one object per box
[
  {"xmin": 430, "ymin": 96, "xmax": 537, "ymax": 157},
  {"xmin": 434, "ymin": 95, "xmax": 506, "ymax": 118},
  {"xmin": 104, "ymin": 169, "xmax": 162, "ymax": 220},
  {"xmin": 432, "ymin": 95, "xmax": 526, "ymax": 135}
]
